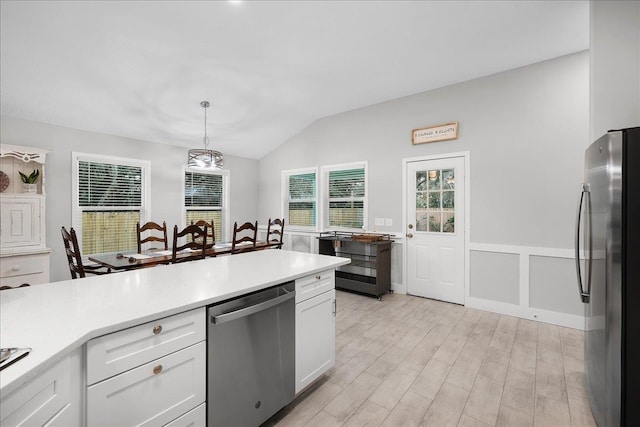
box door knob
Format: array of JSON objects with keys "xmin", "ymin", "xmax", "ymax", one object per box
[
  {"xmin": 408, "ymin": 224, "xmax": 414, "ymax": 229},
  {"xmin": 406, "ymin": 233, "xmax": 413, "ymax": 238}
]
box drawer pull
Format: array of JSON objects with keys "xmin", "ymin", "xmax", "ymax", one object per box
[
  {"xmin": 316, "ymin": 275, "xmax": 321, "ymax": 280},
  {"xmin": 11, "ymin": 266, "xmax": 20, "ymax": 272},
  {"xmin": 153, "ymin": 365, "xmax": 163, "ymax": 375},
  {"xmin": 152, "ymin": 325, "xmax": 162, "ymax": 335}
]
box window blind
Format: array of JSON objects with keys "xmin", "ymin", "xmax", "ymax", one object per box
[
  {"xmin": 287, "ymin": 172, "xmax": 316, "ymax": 227},
  {"xmin": 78, "ymin": 160, "xmax": 144, "ymax": 254},
  {"xmin": 185, "ymin": 171, "xmax": 225, "ymax": 240},
  {"xmin": 328, "ymin": 168, "xmax": 365, "ymax": 228}
]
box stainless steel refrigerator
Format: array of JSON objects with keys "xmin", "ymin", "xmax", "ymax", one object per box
[{"xmin": 576, "ymin": 126, "xmax": 640, "ymax": 427}]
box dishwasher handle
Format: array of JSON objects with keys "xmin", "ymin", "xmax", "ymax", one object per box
[{"xmin": 210, "ymin": 290, "xmax": 295, "ymax": 325}]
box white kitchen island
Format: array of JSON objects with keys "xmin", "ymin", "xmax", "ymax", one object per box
[{"xmin": 0, "ymin": 250, "xmax": 349, "ymax": 426}]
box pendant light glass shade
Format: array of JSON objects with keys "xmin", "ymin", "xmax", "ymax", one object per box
[{"xmin": 187, "ymin": 101, "xmax": 223, "ymax": 169}]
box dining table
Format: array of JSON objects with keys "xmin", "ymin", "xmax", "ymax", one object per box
[{"xmin": 88, "ymin": 241, "xmax": 276, "ymax": 271}]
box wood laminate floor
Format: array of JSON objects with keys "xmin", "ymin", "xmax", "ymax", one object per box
[{"xmin": 266, "ymin": 290, "xmax": 596, "ymax": 427}]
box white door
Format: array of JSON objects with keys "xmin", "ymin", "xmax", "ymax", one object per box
[{"xmin": 406, "ymin": 156, "xmax": 465, "ymax": 304}]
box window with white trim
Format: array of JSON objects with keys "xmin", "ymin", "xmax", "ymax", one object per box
[
  {"xmin": 282, "ymin": 168, "xmax": 317, "ymax": 230},
  {"xmin": 323, "ymin": 162, "xmax": 367, "ymax": 230},
  {"xmin": 184, "ymin": 168, "xmax": 229, "ymax": 241},
  {"xmin": 72, "ymin": 153, "xmax": 150, "ymax": 255}
]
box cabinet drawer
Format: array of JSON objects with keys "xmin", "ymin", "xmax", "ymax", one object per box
[
  {"xmin": 0, "ymin": 271, "xmax": 47, "ymax": 288},
  {"xmin": 165, "ymin": 402, "xmax": 206, "ymax": 427},
  {"xmin": 86, "ymin": 308, "xmax": 205, "ymax": 385},
  {"xmin": 0, "ymin": 254, "xmax": 46, "ymax": 278},
  {"xmin": 87, "ymin": 342, "xmax": 206, "ymax": 427},
  {"xmin": 295, "ymin": 269, "xmax": 334, "ymax": 303}
]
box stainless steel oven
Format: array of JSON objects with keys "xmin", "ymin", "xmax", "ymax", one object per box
[{"xmin": 207, "ymin": 282, "xmax": 295, "ymax": 426}]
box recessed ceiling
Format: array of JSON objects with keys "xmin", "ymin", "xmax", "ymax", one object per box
[{"xmin": 0, "ymin": 1, "xmax": 589, "ymax": 159}]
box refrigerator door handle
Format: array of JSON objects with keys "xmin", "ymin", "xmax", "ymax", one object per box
[{"xmin": 575, "ymin": 183, "xmax": 591, "ymax": 303}]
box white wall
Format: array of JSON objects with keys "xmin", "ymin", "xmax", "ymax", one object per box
[
  {"xmin": 258, "ymin": 52, "xmax": 590, "ymax": 327},
  {"xmin": 590, "ymin": 0, "xmax": 640, "ymax": 140},
  {"xmin": 0, "ymin": 116, "xmax": 258, "ymax": 282}
]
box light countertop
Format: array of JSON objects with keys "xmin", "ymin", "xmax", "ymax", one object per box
[{"xmin": 0, "ymin": 250, "xmax": 349, "ymax": 395}]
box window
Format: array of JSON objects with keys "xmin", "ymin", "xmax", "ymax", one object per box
[
  {"xmin": 323, "ymin": 163, "xmax": 367, "ymax": 230},
  {"xmin": 184, "ymin": 169, "xmax": 229, "ymax": 241},
  {"xmin": 73, "ymin": 153, "xmax": 150, "ymax": 255},
  {"xmin": 282, "ymin": 168, "xmax": 317, "ymax": 230}
]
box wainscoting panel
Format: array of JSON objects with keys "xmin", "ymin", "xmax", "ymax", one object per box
[
  {"xmin": 469, "ymin": 250, "xmax": 520, "ymax": 304},
  {"xmin": 466, "ymin": 243, "xmax": 585, "ymax": 330}
]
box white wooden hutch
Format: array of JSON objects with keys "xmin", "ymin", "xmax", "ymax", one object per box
[{"xmin": 0, "ymin": 144, "xmax": 51, "ymax": 288}]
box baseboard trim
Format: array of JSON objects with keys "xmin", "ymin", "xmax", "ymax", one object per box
[{"xmin": 466, "ymin": 296, "xmax": 585, "ymax": 330}]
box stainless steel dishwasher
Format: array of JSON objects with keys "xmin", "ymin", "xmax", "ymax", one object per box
[{"xmin": 207, "ymin": 281, "xmax": 295, "ymax": 426}]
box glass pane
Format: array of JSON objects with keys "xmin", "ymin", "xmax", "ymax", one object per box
[
  {"xmin": 427, "ymin": 170, "xmax": 440, "ymax": 190},
  {"xmin": 329, "ymin": 168, "xmax": 365, "ymax": 198},
  {"xmin": 186, "ymin": 210, "xmax": 224, "ymax": 241},
  {"xmin": 416, "ymin": 192, "xmax": 427, "ymax": 208},
  {"xmin": 185, "ymin": 172, "xmax": 223, "ymax": 207},
  {"xmin": 288, "ymin": 202, "xmax": 316, "ymax": 227},
  {"xmin": 443, "ymin": 212, "xmax": 455, "ymax": 233},
  {"xmin": 428, "ymin": 213, "xmax": 442, "ymax": 232},
  {"xmin": 416, "ymin": 171, "xmax": 427, "ymax": 191},
  {"xmin": 428, "ymin": 192, "xmax": 441, "ymax": 209},
  {"xmin": 79, "ymin": 161, "xmax": 142, "ymax": 207},
  {"xmin": 289, "ymin": 173, "xmax": 316, "ymax": 199},
  {"xmin": 442, "ymin": 191, "xmax": 454, "ymax": 210},
  {"xmin": 416, "ymin": 211, "xmax": 429, "ymax": 231},
  {"xmin": 82, "ymin": 210, "xmax": 139, "ymax": 254},
  {"xmin": 442, "ymin": 169, "xmax": 455, "ymax": 190},
  {"xmin": 329, "ymin": 201, "xmax": 364, "ymax": 228}
]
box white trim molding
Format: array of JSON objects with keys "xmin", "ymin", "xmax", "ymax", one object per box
[{"xmin": 467, "ymin": 242, "xmax": 585, "ymax": 330}]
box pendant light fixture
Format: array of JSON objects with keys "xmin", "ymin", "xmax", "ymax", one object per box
[{"xmin": 187, "ymin": 100, "xmax": 223, "ymax": 169}]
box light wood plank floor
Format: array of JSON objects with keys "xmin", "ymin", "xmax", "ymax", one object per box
[{"xmin": 266, "ymin": 290, "xmax": 596, "ymax": 427}]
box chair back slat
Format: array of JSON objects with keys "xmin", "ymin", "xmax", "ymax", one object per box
[
  {"xmin": 137, "ymin": 221, "xmax": 168, "ymax": 253},
  {"xmin": 266, "ymin": 218, "xmax": 285, "ymax": 249},
  {"xmin": 231, "ymin": 221, "xmax": 258, "ymax": 254},
  {"xmin": 172, "ymin": 224, "xmax": 208, "ymax": 264}
]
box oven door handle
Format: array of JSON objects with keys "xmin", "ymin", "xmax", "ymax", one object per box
[{"xmin": 210, "ymin": 291, "xmax": 295, "ymax": 325}]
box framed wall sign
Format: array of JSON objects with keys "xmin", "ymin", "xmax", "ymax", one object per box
[{"xmin": 412, "ymin": 121, "xmax": 459, "ymax": 145}]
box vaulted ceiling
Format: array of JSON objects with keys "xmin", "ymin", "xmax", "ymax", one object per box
[{"xmin": 0, "ymin": 1, "xmax": 589, "ymax": 159}]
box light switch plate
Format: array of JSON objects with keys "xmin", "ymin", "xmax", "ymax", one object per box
[
  {"xmin": 375, "ymin": 218, "xmax": 384, "ymax": 226},
  {"xmin": 384, "ymin": 218, "xmax": 393, "ymax": 226}
]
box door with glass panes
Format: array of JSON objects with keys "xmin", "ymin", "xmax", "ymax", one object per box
[{"xmin": 406, "ymin": 156, "xmax": 465, "ymax": 304}]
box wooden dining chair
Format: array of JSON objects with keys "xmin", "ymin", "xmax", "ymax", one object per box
[
  {"xmin": 266, "ymin": 218, "xmax": 285, "ymax": 249},
  {"xmin": 231, "ymin": 221, "xmax": 258, "ymax": 254},
  {"xmin": 190, "ymin": 220, "xmax": 216, "ymax": 257},
  {"xmin": 171, "ymin": 224, "xmax": 208, "ymax": 264},
  {"xmin": 61, "ymin": 226, "xmax": 111, "ymax": 279},
  {"xmin": 136, "ymin": 221, "xmax": 168, "ymax": 253}
]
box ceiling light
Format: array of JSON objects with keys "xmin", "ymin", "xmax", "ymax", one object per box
[{"xmin": 187, "ymin": 101, "xmax": 223, "ymax": 169}]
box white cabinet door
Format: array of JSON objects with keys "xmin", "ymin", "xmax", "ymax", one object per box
[
  {"xmin": 295, "ymin": 289, "xmax": 336, "ymax": 394},
  {"xmin": 0, "ymin": 349, "xmax": 82, "ymax": 427},
  {"xmin": 0, "ymin": 197, "xmax": 41, "ymax": 248},
  {"xmin": 87, "ymin": 342, "xmax": 206, "ymax": 427}
]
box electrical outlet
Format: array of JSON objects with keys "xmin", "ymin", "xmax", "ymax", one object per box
[
  {"xmin": 384, "ymin": 218, "xmax": 393, "ymax": 226},
  {"xmin": 375, "ymin": 218, "xmax": 384, "ymax": 226}
]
